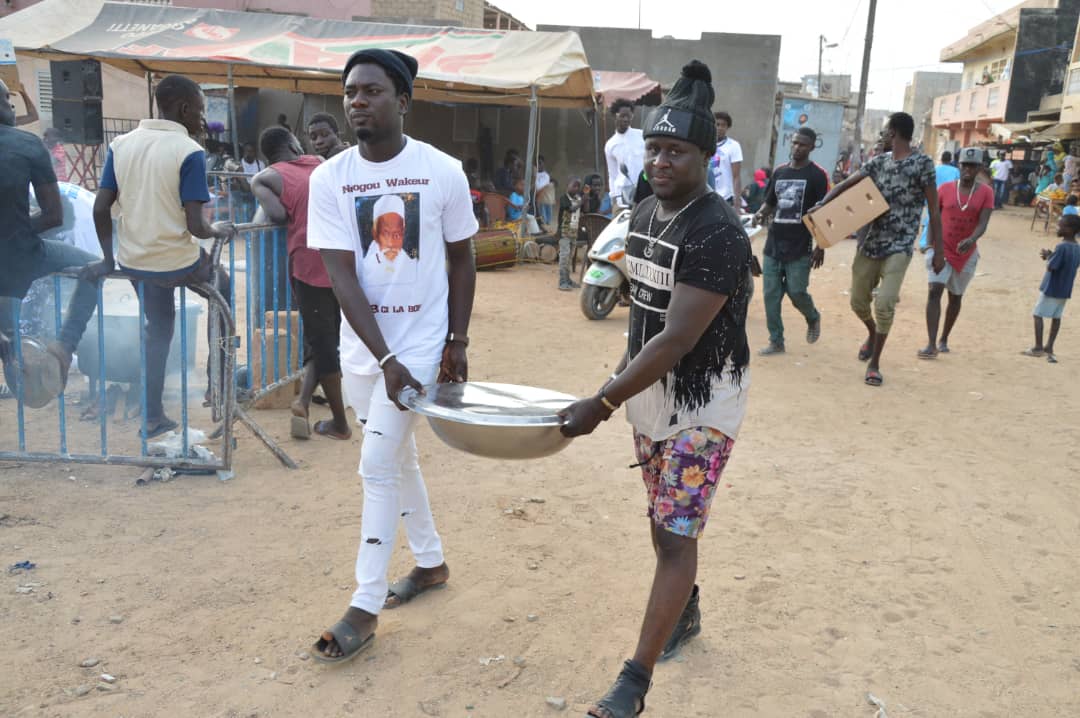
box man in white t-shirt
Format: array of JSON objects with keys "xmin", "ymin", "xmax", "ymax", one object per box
[
  {"xmin": 307, "ymin": 48, "xmax": 478, "ymax": 664},
  {"xmin": 707, "ymin": 110, "xmax": 743, "ymax": 208},
  {"xmin": 604, "ymin": 99, "xmax": 645, "ymax": 206},
  {"xmin": 991, "ymin": 150, "xmax": 1011, "ymax": 209}
]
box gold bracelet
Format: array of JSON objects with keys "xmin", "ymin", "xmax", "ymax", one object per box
[{"xmin": 598, "ymin": 392, "xmax": 619, "ymax": 412}]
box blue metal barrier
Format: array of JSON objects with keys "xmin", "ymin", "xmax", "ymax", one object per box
[{"xmin": 0, "ymin": 223, "xmax": 304, "ymax": 476}]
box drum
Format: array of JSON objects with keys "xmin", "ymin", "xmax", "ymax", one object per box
[{"xmin": 473, "ymin": 230, "xmax": 518, "ymax": 269}]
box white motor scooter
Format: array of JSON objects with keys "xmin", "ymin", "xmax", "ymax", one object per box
[{"xmin": 580, "ymin": 208, "xmax": 632, "ymax": 320}]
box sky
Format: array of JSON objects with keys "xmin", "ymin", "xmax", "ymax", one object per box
[{"xmin": 492, "ymin": 0, "xmax": 1021, "ymax": 111}]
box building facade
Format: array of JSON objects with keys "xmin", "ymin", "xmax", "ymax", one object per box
[
  {"xmin": 538, "ymin": 24, "xmax": 782, "ymax": 188},
  {"xmin": 931, "ymin": 0, "xmax": 1079, "ymax": 146},
  {"xmin": 1060, "ymin": 14, "xmax": 1080, "ymax": 124},
  {"xmin": 903, "ymin": 71, "xmax": 961, "ymax": 154}
]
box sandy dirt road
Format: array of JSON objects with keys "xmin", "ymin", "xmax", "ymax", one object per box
[{"xmin": 2, "ymin": 207, "xmax": 1079, "ymax": 717}]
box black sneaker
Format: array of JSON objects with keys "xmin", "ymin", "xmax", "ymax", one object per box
[
  {"xmin": 758, "ymin": 342, "xmax": 785, "ymax": 356},
  {"xmin": 660, "ymin": 584, "xmax": 701, "ymax": 661}
]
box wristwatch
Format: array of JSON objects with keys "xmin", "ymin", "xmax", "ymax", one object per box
[{"xmin": 446, "ymin": 333, "xmax": 469, "ymax": 347}]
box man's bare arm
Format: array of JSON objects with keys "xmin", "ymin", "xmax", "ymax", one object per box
[
  {"xmin": 15, "ymin": 87, "xmax": 38, "ymax": 127},
  {"xmin": 250, "ymin": 168, "xmax": 287, "ymax": 224}
]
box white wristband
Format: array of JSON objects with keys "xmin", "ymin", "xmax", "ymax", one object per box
[{"xmin": 378, "ymin": 352, "xmax": 396, "ymax": 369}]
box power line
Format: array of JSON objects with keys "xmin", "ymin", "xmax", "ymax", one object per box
[
  {"xmin": 839, "ymin": 0, "xmax": 864, "ymax": 46},
  {"xmin": 979, "ymin": 0, "xmax": 1016, "ymax": 31}
]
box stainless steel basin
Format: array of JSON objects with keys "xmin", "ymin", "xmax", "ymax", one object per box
[{"xmin": 401, "ymin": 382, "xmax": 576, "ymax": 460}]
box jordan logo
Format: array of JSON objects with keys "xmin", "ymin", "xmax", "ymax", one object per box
[{"xmin": 651, "ymin": 109, "xmax": 677, "ymax": 134}]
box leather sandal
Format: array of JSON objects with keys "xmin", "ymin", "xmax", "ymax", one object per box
[{"xmin": 587, "ymin": 659, "xmax": 651, "ymax": 718}]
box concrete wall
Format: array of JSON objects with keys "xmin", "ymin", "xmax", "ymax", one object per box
[
  {"xmin": 177, "ymin": 0, "xmax": 372, "ymax": 18},
  {"xmin": 371, "ymin": 0, "xmax": 483, "ymax": 28},
  {"xmin": 861, "ymin": 109, "xmax": 891, "ymax": 148},
  {"xmin": 903, "ymin": 71, "xmax": 961, "ymax": 147},
  {"xmin": 538, "ymin": 24, "xmax": 781, "ymax": 186}
]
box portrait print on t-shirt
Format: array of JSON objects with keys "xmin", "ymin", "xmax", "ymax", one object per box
[
  {"xmin": 356, "ymin": 192, "xmax": 421, "ymax": 286},
  {"xmin": 774, "ymin": 179, "xmax": 807, "ymax": 224}
]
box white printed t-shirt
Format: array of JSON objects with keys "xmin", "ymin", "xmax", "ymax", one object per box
[
  {"xmin": 710, "ymin": 137, "xmax": 743, "ymax": 201},
  {"xmin": 307, "ymin": 137, "xmax": 478, "ymax": 375}
]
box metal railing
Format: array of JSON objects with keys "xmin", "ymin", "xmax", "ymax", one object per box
[{"xmin": 1, "ymin": 221, "xmax": 305, "ymax": 478}]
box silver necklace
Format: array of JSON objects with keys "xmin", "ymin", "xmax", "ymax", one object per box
[
  {"xmin": 955, "ymin": 180, "xmax": 976, "ymax": 211},
  {"xmin": 645, "ymin": 193, "xmax": 707, "ymax": 258}
]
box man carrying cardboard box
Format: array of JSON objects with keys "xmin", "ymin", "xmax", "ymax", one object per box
[
  {"xmin": 818, "ymin": 112, "xmax": 942, "ymax": 386},
  {"xmin": 752, "ymin": 126, "xmax": 830, "ymax": 355}
]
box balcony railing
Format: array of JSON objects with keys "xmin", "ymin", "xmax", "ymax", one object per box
[{"xmin": 932, "ymin": 78, "xmax": 1010, "ymax": 126}]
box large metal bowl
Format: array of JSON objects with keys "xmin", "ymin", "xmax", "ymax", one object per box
[{"xmin": 401, "ymin": 382, "xmax": 576, "ymax": 460}]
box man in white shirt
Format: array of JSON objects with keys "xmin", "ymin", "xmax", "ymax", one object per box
[
  {"xmin": 307, "ymin": 48, "xmax": 478, "ymax": 665},
  {"xmin": 708, "ymin": 111, "xmax": 743, "ymax": 208},
  {"xmin": 604, "ymin": 99, "xmax": 645, "ymax": 207},
  {"xmin": 991, "ymin": 151, "xmax": 1012, "ymax": 209}
]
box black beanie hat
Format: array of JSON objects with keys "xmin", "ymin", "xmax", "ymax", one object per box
[
  {"xmin": 643, "ymin": 60, "xmax": 716, "ymax": 155},
  {"xmin": 342, "ymin": 49, "xmax": 419, "ymax": 97}
]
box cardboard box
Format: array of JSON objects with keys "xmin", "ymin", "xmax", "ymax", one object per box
[
  {"xmin": 802, "ymin": 176, "xmax": 889, "ymax": 248},
  {"xmin": 0, "ymin": 39, "xmax": 20, "ymax": 90},
  {"xmin": 250, "ymin": 326, "xmax": 301, "ymax": 410},
  {"xmin": 263, "ymin": 310, "xmax": 301, "ymax": 338}
]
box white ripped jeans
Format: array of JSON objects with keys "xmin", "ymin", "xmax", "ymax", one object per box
[{"xmin": 343, "ymin": 363, "xmax": 444, "ymax": 615}]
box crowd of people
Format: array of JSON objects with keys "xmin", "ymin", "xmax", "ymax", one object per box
[{"xmin": 5, "ymin": 45, "xmax": 1080, "ymax": 717}]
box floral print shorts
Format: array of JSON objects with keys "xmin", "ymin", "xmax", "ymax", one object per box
[{"xmin": 633, "ymin": 427, "xmax": 735, "ymax": 539}]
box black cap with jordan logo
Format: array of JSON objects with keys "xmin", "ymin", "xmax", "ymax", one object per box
[{"xmin": 643, "ymin": 60, "xmax": 717, "ymax": 155}]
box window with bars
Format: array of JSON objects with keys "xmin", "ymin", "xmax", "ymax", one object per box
[{"xmin": 987, "ymin": 86, "xmax": 1000, "ymax": 108}]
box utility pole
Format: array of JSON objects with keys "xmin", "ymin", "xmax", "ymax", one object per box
[
  {"xmin": 852, "ymin": 0, "xmax": 878, "ymax": 169},
  {"xmin": 817, "ymin": 35, "xmax": 838, "ymax": 98}
]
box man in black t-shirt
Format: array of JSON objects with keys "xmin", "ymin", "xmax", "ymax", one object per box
[
  {"xmin": 0, "ymin": 79, "xmax": 98, "ymax": 400},
  {"xmin": 752, "ymin": 126, "xmax": 829, "ymax": 354},
  {"xmin": 558, "ymin": 61, "xmax": 752, "ymax": 718}
]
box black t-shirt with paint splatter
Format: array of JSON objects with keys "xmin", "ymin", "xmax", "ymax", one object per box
[{"xmin": 624, "ymin": 191, "xmax": 752, "ymax": 435}]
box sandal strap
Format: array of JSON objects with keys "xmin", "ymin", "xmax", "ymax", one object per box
[{"xmin": 594, "ymin": 659, "xmax": 651, "ymax": 717}]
